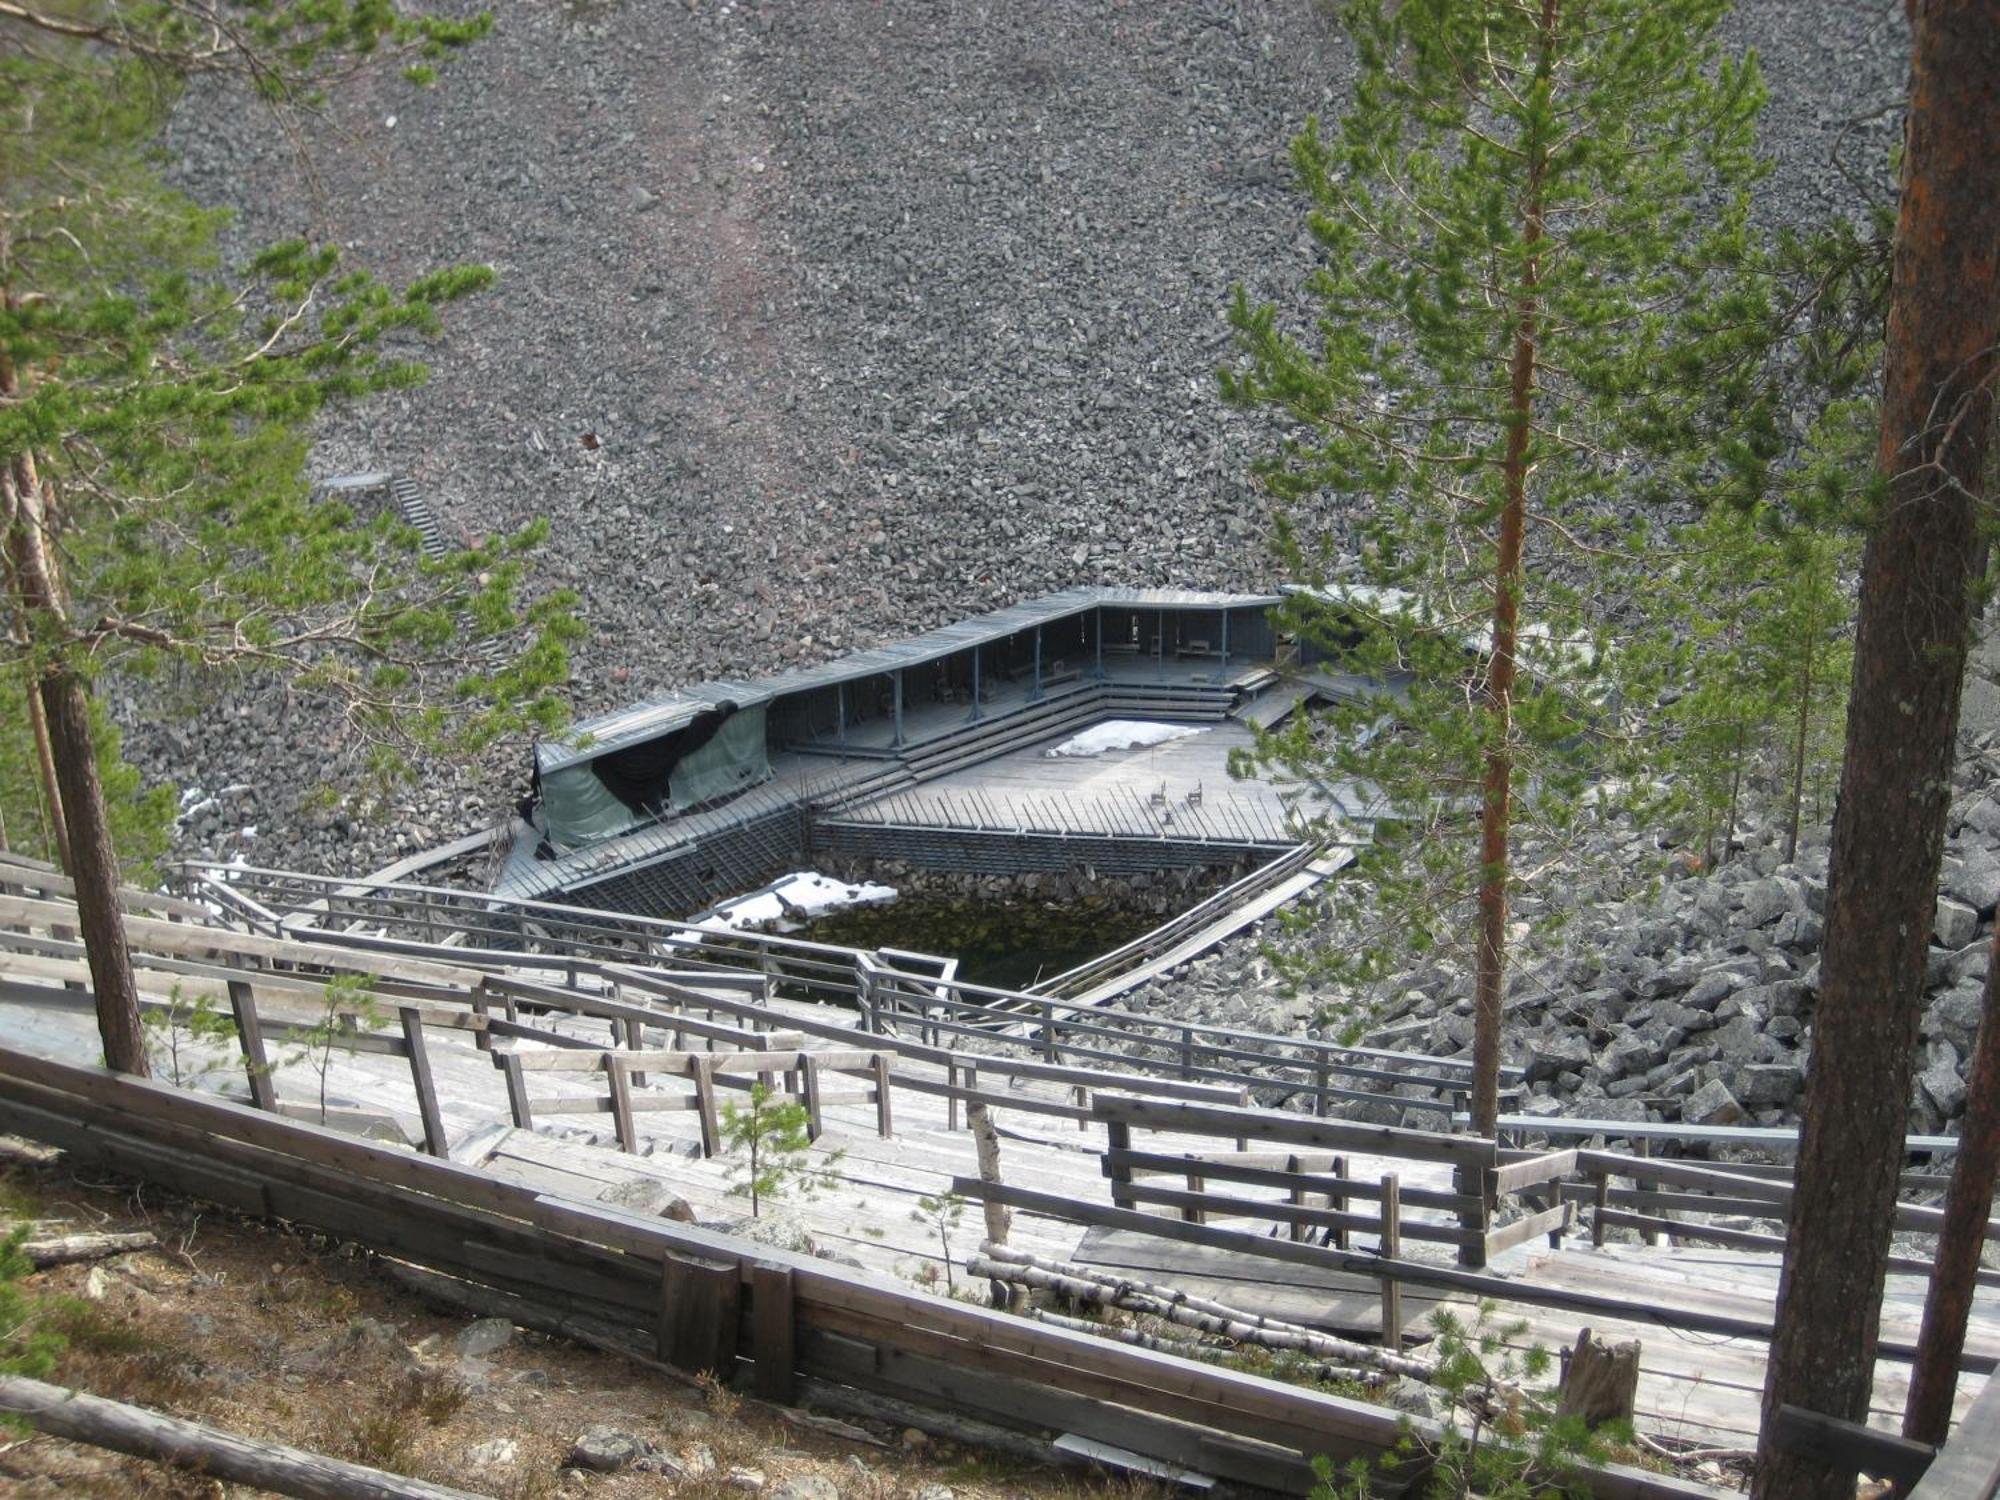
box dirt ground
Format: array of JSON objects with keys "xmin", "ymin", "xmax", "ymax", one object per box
[{"xmin": 0, "ymin": 1141, "xmax": 1168, "ymax": 1500}]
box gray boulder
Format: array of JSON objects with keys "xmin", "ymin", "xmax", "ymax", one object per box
[
  {"xmin": 1934, "ymin": 897, "xmax": 1980, "ymax": 950},
  {"xmin": 567, "ymin": 1426, "xmax": 657, "ymax": 1473},
  {"xmin": 1943, "ymin": 847, "xmax": 2000, "ymax": 914},
  {"xmin": 1731, "ymin": 1063, "xmax": 1804, "ymax": 1109},
  {"xmin": 1684, "ymin": 1078, "xmax": 1746, "ymax": 1126}
]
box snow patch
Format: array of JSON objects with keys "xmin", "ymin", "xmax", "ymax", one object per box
[
  {"xmin": 1044, "ymin": 720, "xmax": 1208, "ymax": 758},
  {"xmin": 691, "ymin": 871, "xmax": 897, "ymax": 936}
]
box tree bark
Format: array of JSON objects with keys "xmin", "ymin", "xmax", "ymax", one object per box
[
  {"xmin": 1755, "ymin": 7, "xmax": 2000, "ymax": 1497},
  {"xmin": 1903, "ymin": 929, "xmax": 2000, "ymax": 1445},
  {"xmin": 40, "ymin": 668, "xmax": 149, "ymax": 1075},
  {"xmin": 1472, "ymin": 0, "xmax": 1556, "ymax": 1138},
  {"xmin": 0, "ymin": 1375, "xmax": 487, "ymax": 1499}
]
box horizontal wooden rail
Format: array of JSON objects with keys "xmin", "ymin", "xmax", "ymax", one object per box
[
  {"xmin": 954, "ymin": 1178, "xmax": 1997, "ymax": 1374},
  {"xmin": 0, "ymin": 1045, "xmax": 1728, "ymax": 1500},
  {"xmin": 1105, "ymin": 1148, "xmax": 1482, "ymax": 1214},
  {"xmin": 1095, "ymin": 1095, "xmax": 1499, "ymax": 1169},
  {"xmin": 1108, "ymin": 1179, "xmax": 1480, "ymax": 1248}
]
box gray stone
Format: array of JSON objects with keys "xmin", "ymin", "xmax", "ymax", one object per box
[
  {"xmin": 1929, "ymin": 986, "xmax": 1987, "ymax": 1050},
  {"xmin": 1684, "ymin": 1079, "xmax": 1746, "ymax": 1126},
  {"xmin": 1934, "ymin": 897, "xmax": 1980, "ymax": 950},
  {"xmin": 1384, "ymin": 1377, "xmax": 1447, "ymax": 1421},
  {"xmin": 1526, "ymin": 1032, "xmax": 1595, "ymax": 1083},
  {"xmin": 1731, "ymin": 1063, "xmax": 1804, "ymax": 1109},
  {"xmin": 566, "ymin": 1426, "xmax": 656, "ymax": 1473},
  {"xmin": 1737, "ymin": 877, "xmax": 1801, "ymax": 929},
  {"xmin": 1682, "ymin": 970, "xmax": 1745, "ymax": 1011},
  {"xmin": 771, "ymin": 1480, "xmax": 842, "ymax": 1500},
  {"xmin": 914, "ymin": 1487, "xmax": 957, "ymax": 1500},
  {"xmin": 1944, "ymin": 847, "xmax": 2000, "ymax": 914},
  {"xmin": 454, "ymin": 1317, "xmax": 516, "ymax": 1358},
  {"xmin": 1597, "ymin": 1030, "xmax": 1661, "ymax": 1079},
  {"xmin": 1920, "ymin": 1058, "xmax": 1968, "ymax": 1117},
  {"xmin": 1588, "ymin": 1095, "xmax": 1651, "ymax": 1124},
  {"xmin": 1773, "ymin": 908, "xmax": 1824, "ymax": 951},
  {"xmin": 465, "ymin": 1438, "xmax": 520, "ymax": 1468},
  {"xmin": 1711, "ymin": 1014, "xmax": 1763, "ymax": 1062},
  {"xmin": 1949, "ymin": 940, "xmax": 1992, "ymax": 986}
]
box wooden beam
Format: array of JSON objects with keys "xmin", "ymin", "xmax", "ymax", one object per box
[{"xmin": 1769, "ymin": 1404, "xmax": 1935, "ymax": 1491}]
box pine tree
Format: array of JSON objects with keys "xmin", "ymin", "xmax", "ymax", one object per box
[
  {"xmin": 1222, "ymin": 0, "xmax": 1784, "ymax": 1131},
  {"xmin": 0, "ymin": 5, "xmax": 579, "ymax": 1075}
]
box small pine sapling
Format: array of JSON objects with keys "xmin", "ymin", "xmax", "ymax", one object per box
[
  {"xmin": 719, "ymin": 1082, "xmax": 844, "ymax": 1217},
  {"xmin": 0, "ymin": 1228, "xmax": 64, "ymax": 1425},
  {"xmin": 296, "ymin": 974, "xmax": 387, "ymax": 1126},
  {"xmin": 143, "ymin": 982, "xmax": 242, "ymax": 1088},
  {"xmin": 911, "ymin": 1191, "xmax": 967, "ymax": 1291},
  {"xmin": 1310, "ymin": 1301, "xmax": 1620, "ymax": 1500}
]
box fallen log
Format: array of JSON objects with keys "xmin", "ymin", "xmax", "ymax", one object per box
[
  {"xmin": 968, "ymin": 1246, "xmax": 1437, "ymax": 1382},
  {"xmin": 1026, "ymin": 1305, "xmax": 1387, "ymax": 1387},
  {"xmin": 0, "ymin": 1375, "xmax": 486, "ymax": 1500},
  {"xmin": 19, "ymin": 1231, "xmax": 156, "ymax": 1268}
]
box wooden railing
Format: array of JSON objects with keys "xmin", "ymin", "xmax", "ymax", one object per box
[
  {"xmin": 170, "ymin": 859, "xmax": 1524, "ymax": 1123},
  {"xmin": 0, "ymin": 1045, "xmax": 1718, "ymax": 1500},
  {"xmin": 494, "ymin": 1046, "xmax": 890, "ymax": 1154}
]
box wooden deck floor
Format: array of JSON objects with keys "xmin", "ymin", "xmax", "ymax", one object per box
[{"xmin": 0, "ymin": 973, "xmax": 1991, "ymax": 1458}]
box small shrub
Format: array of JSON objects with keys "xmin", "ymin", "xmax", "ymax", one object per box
[{"xmin": 718, "ymin": 1082, "xmax": 843, "ymax": 1217}]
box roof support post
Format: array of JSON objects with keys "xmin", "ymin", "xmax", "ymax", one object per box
[
  {"xmin": 1031, "ymin": 627, "xmax": 1044, "ymax": 704},
  {"xmin": 892, "ymin": 671, "xmax": 904, "ymax": 748},
  {"xmin": 1094, "ymin": 611, "xmax": 1105, "ymax": 681},
  {"xmin": 1221, "ymin": 610, "xmax": 1230, "ymax": 674},
  {"xmin": 836, "ymin": 683, "xmax": 847, "ymax": 760},
  {"xmin": 970, "ymin": 647, "xmax": 982, "ymax": 724}
]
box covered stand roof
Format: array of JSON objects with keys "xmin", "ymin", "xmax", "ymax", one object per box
[{"xmin": 538, "ymin": 587, "xmax": 1281, "ymax": 775}]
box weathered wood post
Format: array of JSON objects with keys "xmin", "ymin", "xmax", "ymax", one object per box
[{"xmin": 1380, "ymin": 1173, "xmax": 1403, "ymax": 1349}]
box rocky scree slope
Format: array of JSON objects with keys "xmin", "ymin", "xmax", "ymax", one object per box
[{"xmin": 144, "ymin": 0, "xmax": 1908, "ymax": 880}]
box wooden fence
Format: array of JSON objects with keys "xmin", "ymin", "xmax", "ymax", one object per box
[{"xmin": 0, "ymin": 1045, "xmax": 1719, "ymax": 1500}]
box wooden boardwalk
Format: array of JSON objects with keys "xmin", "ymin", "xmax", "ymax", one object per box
[{"xmin": 0, "ymin": 925, "xmax": 1993, "ymax": 1466}]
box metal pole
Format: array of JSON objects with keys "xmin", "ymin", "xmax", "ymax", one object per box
[
  {"xmin": 971, "ymin": 646, "xmax": 982, "ymax": 723},
  {"xmin": 1221, "ymin": 610, "xmax": 1230, "ymax": 673},
  {"xmin": 1095, "ymin": 610, "xmax": 1105, "ymax": 680},
  {"xmin": 836, "ymin": 682, "xmax": 847, "ymax": 757},
  {"xmin": 892, "ymin": 671, "xmax": 904, "ymax": 748},
  {"xmin": 1032, "ymin": 627, "xmax": 1043, "ymax": 703}
]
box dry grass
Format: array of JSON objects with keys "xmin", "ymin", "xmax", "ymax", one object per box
[{"xmin": 0, "ymin": 1149, "xmax": 1194, "ymax": 1500}]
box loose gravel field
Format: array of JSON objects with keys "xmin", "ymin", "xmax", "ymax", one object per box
[{"xmin": 147, "ymin": 0, "xmax": 1908, "ymax": 877}]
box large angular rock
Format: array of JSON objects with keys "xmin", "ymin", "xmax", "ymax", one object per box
[
  {"xmin": 1682, "ymin": 969, "xmax": 1747, "ymax": 1011},
  {"xmin": 1943, "ymin": 846, "xmax": 2000, "ymax": 915},
  {"xmin": 1597, "ymin": 1030, "xmax": 1663, "ymax": 1080},
  {"xmin": 1526, "ymin": 1032, "xmax": 1595, "ymax": 1083},
  {"xmin": 1711, "ymin": 1014, "xmax": 1765, "ymax": 1062},
  {"xmin": 1927, "ymin": 986, "xmax": 1987, "ymax": 1051},
  {"xmin": 1919, "ymin": 1056, "xmax": 1968, "ymax": 1118},
  {"xmin": 1683, "ymin": 1078, "xmax": 1746, "ymax": 1126},
  {"xmin": 1737, "ymin": 877, "xmax": 1802, "ymax": 929},
  {"xmin": 1731, "ymin": 1062, "xmax": 1804, "ymax": 1109},
  {"xmin": 1934, "ymin": 897, "xmax": 1980, "ymax": 950}
]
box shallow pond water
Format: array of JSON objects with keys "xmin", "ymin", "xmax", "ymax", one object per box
[{"xmin": 801, "ymin": 891, "xmax": 1163, "ymax": 992}]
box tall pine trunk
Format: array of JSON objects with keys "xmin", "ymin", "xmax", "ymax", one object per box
[
  {"xmin": 1472, "ymin": 0, "xmax": 1556, "ymax": 1138},
  {"xmin": 1903, "ymin": 939, "xmax": 2000, "ymax": 1444},
  {"xmin": 1, "ymin": 375, "xmax": 148, "ymax": 1074},
  {"xmin": 1754, "ymin": 6, "xmax": 2000, "ymax": 1496},
  {"xmin": 39, "ymin": 668, "xmax": 148, "ymax": 1074}
]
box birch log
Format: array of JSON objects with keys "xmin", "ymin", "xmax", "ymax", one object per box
[
  {"xmin": 19, "ymin": 1231, "xmax": 156, "ymax": 1267},
  {"xmin": 968, "ymin": 1248, "xmax": 1436, "ymax": 1381},
  {"xmin": 1027, "ymin": 1306, "xmax": 1386, "ymax": 1386},
  {"xmin": 0, "ymin": 1376, "xmax": 488, "ymax": 1500}
]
